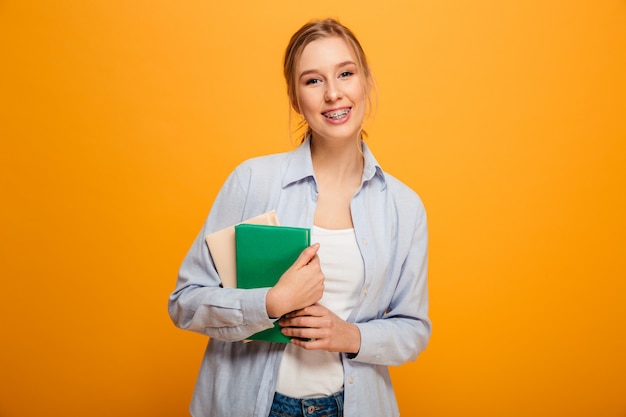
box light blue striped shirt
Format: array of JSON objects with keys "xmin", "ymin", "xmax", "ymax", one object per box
[{"xmin": 169, "ymin": 139, "xmax": 431, "ymax": 417}]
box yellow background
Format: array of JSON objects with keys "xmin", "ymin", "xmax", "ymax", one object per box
[{"xmin": 1, "ymin": 1, "xmax": 625, "ymax": 416}]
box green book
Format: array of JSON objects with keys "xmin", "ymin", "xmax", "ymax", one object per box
[{"xmin": 234, "ymin": 223, "xmax": 310, "ymax": 343}]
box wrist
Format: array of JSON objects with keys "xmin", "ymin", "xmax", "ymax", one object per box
[
  {"xmin": 346, "ymin": 323, "xmax": 361, "ymax": 356},
  {"xmin": 266, "ymin": 287, "xmax": 286, "ymax": 319}
]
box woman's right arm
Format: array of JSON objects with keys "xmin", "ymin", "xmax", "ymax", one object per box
[
  {"xmin": 168, "ymin": 168, "xmax": 277, "ymax": 342},
  {"xmin": 168, "ymin": 165, "xmax": 325, "ymax": 341},
  {"xmin": 169, "ymin": 232, "xmax": 324, "ymax": 341}
]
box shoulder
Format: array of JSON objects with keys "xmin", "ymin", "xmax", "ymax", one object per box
[
  {"xmin": 235, "ymin": 150, "xmax": 292, "ymax": 171},
  {"xmin": 229, "ymin": 149, "xmax": 295, "ymax": 182},
  {"xmin": 362, "ymin": 141, "xmax": 425, "ymax": 212},
  {"xmin": 381, "ymin": 171, "xmax": 425, "ymax": 211},
  {"xmin": 230, "ymin": 141, "xmax": 313, "ymax": 189},
  {"xmin": 376, "ymin": 171, "xmax": 428, "ymax": 245}
]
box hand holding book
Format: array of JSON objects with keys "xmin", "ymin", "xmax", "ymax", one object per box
[
  {"xmin": 265, "ymin": 243, "xmax": 324, "ymax": 319},
  {"xmin": 278, "ymin": 304, "xmax": 361, "ymax": 355}
]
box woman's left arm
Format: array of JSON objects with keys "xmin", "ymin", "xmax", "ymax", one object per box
[{"xmin": 351, "ymin": 204, "xmax": 431, "ymax": 365}]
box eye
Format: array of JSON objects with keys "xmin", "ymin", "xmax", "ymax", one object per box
[
  {"xmin": 339, "ymin": 71, "xmax": 354, "ymax": 78},
  {"xmin": 305, "ymin": 78, "xmax": 322, "ymax": 85}
]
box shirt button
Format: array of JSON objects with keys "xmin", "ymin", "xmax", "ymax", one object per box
[
  {"xmin": 363, "ymin": 287, "xmax": 369, "ymax": 295},
  {"xmin": 348, "ymin": 377, "xmax": 354, "ymax": 384},
  {"xmin": 362, "ymin": 239, "xmax": 368, "ymax": 245}
]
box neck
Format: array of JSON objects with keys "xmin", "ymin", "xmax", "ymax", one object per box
[{"xmin": 309, "ymin": 135, "xmax": 364, "ymax": 183}]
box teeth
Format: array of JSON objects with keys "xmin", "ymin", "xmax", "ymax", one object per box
[{"xmin": 324, "ymin": 109, "xmax": 349, "ymax": 119}]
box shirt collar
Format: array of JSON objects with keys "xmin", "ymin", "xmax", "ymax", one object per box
[{"xmin": 282, "ymin": 137, "xmax": 386, "ymax": 190}]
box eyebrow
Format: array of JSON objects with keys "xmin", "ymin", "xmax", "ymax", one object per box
[{"xmin": 298, "ymin": 60, "xmax": 357, "ymax": 80}]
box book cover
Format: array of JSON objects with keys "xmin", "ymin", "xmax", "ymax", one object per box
[
  {"xmin": 205, "ymin": 211, "xmax": 280, "ymax": 288},
  {"xmin": 234, "ymin": 223, "xmax": 310, "ymax": 343}
]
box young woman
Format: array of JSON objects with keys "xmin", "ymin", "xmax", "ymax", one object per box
[{"xmin": 169, "ymin": 18, "xmax": 431, "ymax": 417}]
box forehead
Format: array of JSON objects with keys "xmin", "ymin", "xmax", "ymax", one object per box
[{"xmin": 297, "ymin": 36, "xmax": 358, "ymax": 73}]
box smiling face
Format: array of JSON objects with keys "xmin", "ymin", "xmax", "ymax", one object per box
[{"xmin": 295, "ymin": 36, "xmax": 369, "ymax": 144}]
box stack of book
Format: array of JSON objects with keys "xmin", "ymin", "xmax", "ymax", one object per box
[{"xmin": 206, "ymin": 211, "xmax": 310, "ymax": 343}]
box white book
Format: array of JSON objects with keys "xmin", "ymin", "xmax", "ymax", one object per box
[{"xmin": 205, "ymin": 210, "xmax": 280, "ymax": 288}]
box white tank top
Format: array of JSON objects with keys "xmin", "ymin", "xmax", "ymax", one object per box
[{"xmin": 275, "ymin": 226, "xmax": 364, "ymax": 398}]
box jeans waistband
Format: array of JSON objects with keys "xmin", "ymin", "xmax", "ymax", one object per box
[{"xmin": 271, "ymin": 390, "xmax": 344, "ymax": 417}]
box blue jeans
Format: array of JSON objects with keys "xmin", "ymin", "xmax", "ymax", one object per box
[{"xmin": 268, "ymin": 390, "xmax": 344, "ymax": 417}]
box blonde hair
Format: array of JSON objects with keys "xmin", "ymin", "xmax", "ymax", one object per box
[{"xmin": 283, "ymin": 18, "xmax": 376, "ymax": 143}]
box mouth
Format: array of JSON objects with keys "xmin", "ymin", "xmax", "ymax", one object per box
[{"xmin": 322, "ymin": 108, "xmax": 351, "ymax": 120}]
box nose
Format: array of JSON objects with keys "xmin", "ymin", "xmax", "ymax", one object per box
[{"xmin": 324, "ymin": 80, "xmax": 343, "ymax": 102}]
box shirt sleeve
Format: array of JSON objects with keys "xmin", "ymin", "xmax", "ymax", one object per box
[
  {"xmin": 350, "ymin": 198, "xmax": 431, "ymax": 366},
  {"xmin": 167, "ymin": 167, "xmax": 277, "ymax": 342}
]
